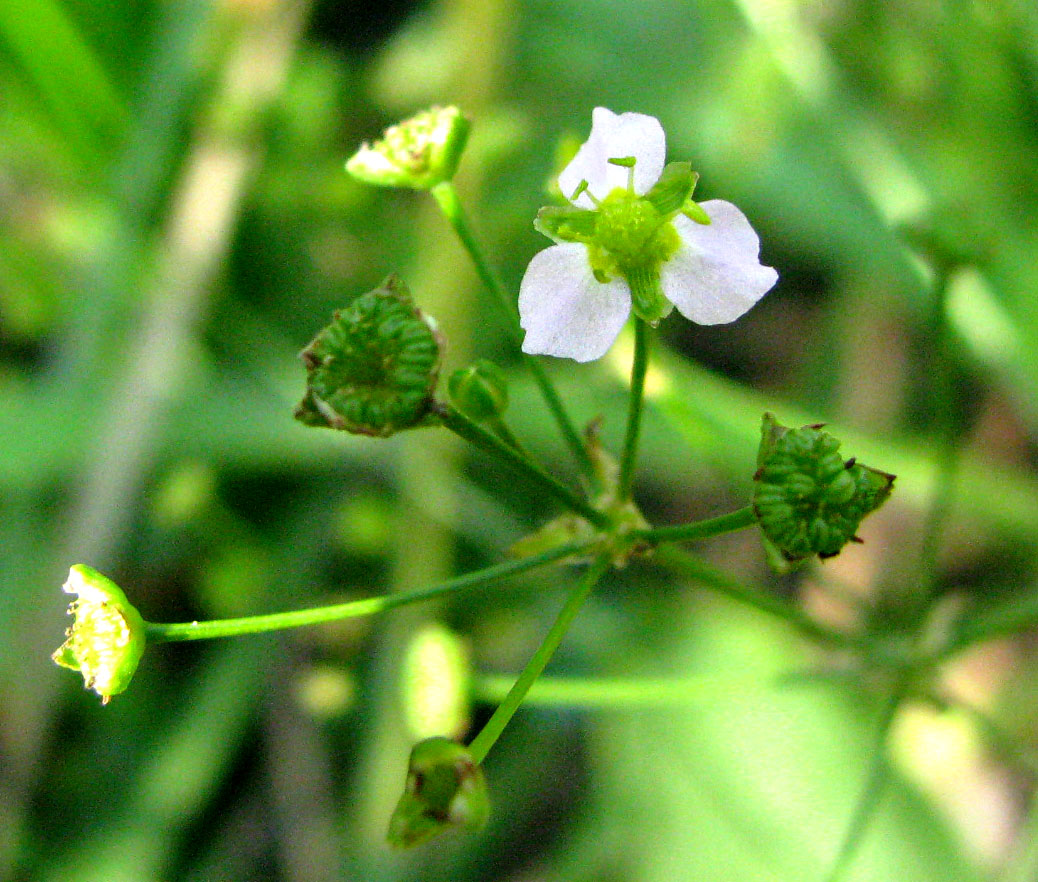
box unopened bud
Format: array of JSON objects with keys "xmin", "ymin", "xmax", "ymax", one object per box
[
  {"xmin": 387, "ymin": 737, "xmax": 489, "ymax": 849},
  {"xmin": 448, "ymin": 360, "xmax": 508, "ymax": 423}
]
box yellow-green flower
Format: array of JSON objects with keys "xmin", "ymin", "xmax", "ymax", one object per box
[
  {"xmin": 52, "ymin": 565, "xmax": 146, "ymax": 704},
  {"xmin": 346, "ymin": 106, "xmax": 469, "ymax": 190}
]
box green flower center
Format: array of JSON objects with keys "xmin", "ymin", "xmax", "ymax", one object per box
[{"xmin": 586, "ymin": 188, "xmax": 680, "ymax": 282}]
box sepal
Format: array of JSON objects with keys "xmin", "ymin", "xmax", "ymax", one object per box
[
  {"xmin": 295, "ymin": 276, "xmax": 443, "ymax": 437},
  {"xmin": 644, "ymin": 162, "xmax": 697, "ymax": 215},
  {"xmin": 625, "ymin": 264, "xmax": 672, "ymax": 325},
  {"xmin": 534, "ymin": 205, "xmax": 598, "ymax": 244},
  {"xmin": 681, "ymin": 199, "xmax": 711, "ymax": 225}
]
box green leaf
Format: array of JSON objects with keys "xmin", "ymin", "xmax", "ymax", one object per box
[{"xmin": 0, "ymin": 0, "xmax": 126, "ymax": 169}]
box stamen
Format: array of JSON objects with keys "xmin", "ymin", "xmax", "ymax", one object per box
[
  {"xmin": 607, "ymin": 156, "xmax": 637, "ymax": 192},
  {"xmin": 569, "ymin": 180, "xmax": 601, "ymax": 206}
]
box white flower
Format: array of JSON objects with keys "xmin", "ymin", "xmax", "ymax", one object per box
[{"xmin": 518, "ymin": 107, "xmax": 778, "ymax": 362}]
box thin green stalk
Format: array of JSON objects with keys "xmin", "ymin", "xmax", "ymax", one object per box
[
  {"xmin": 430, "ymin": 180, "xmax": 596, "ymax": 486},
  {"xmin": 468, "ymin": 555, "xmax": 612, "ymax": 763},
  {"xmin": 617, "ymin": 318, "xmax": 649, "ymax": 500},
  {"xmin": 145, "ymin": 540, "xmax": 591, "ymax": 643},
  {"xmin": 474, "ymin": 673, "xmax": 771, "ymax": 708},
  {"xmin": 932, "ymin": 588, "xmax": 1038, "ymax": 663},
  {"xmin": 636, "ymin": 506, "xmax": 756, "ymax": 545},
  {"xmin": 653, "ymin": 544, "xmax": 861, "ymax": 650},
  {"xmin": 487, "ymin": 415, "xmax": 526, "ymax": 455},
  {"xmin": 437, "ymin": 402, "xmax": 612, "ymax": 530},
  {"xmin": 822, "ymin": 686, "xmax": 905, "ymax": 882},
  {"xmin": 910, "ymin": 268, "xmax": 962, "ymax": 620}
]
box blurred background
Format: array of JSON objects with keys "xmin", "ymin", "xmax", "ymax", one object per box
[{"xmin": 3, "ymin": 0, "xmax": 1038, "ymax": 879}]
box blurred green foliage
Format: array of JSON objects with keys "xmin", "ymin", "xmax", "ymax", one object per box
[{"xmin": 3, "ymin": 0, "xmax": 1038, "ymax": 879}]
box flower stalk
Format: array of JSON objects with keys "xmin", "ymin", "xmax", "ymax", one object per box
[
  {"xmin": 145, "ymin": 540, "xmax": 594, "ymax": 644},
  {"xmin": 634, "ymin": 505, "xmax": 757, "ymax": 545},
  {"xmin": 467, "ymin": 555, "xmax": 612, "ymax": 763},
  {"xmin": 430, "ymin": 180, "xmax": 599, "ymax": 488},
  {"xmin": 617, "ymin": 318, "xmax": 650, "ymax": 500},
  {"xmin": 436, "ymin": 401, "xmax": 612, "ymax": 530}
]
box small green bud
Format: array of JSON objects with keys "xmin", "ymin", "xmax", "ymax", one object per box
[
  {"xmin": 752, "ymin": 414, "xmax": 895, "ymax": 564},
  {"xmin": 387, "ymin": 737, "xmax": 489, "ymax": 849},
  {"xmin": 295, "ymin": 276, "xmax": 443, "ymax": 437},
  {"xmin": 52, "ymin": 565, "xmax": 147, "ymax": 704},
  {"xmin": 346, "ymin": 106, "xmax": 469, "ymax": 190},
  {"xmin": 448, "ymin": 360, "xmax": 508, "ymax": 423}
]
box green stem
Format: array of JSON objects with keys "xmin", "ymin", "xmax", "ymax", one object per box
[
  {"xmin": 468, "ymin": 555, "xmax": 612, "ymax": 763},
  {"xmin": 144, "ymin": 540, "xmax": 592, "ymax": 643},
  {"xmin": 487, "ymin": 414, "xmax": 526, "ymax": 455},
  {"xmin": 430, "ymin": 180, "xmax": 597, "ymax": 486},
  {"xmin": 822, "ymin": 686, "xmax": 905, "ymax": 882},
  {"xmin": 617, "ymin": 318, "xmax": 649, "ymax": 500},
  {"xmin": 910, "ymin": 268, "xmax": 961, "ymax": 620},
  {"xmin": 653, "ymin": 544, "xmax": 861, "ymax": 649},
  {"xmin": 474, "ymin": 672, "xmax": 770, "ymax": 708},
  {"xmin": 636, "ymin": 506, "xmax": 756, "ymax": 545},
  {"xmin": 437, "ymin": 402, "xmax": 612, "ymax": 530}
]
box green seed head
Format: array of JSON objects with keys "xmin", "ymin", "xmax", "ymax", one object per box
[
  {"xmin": 295, "ymin": 276, "xmax": 443, "ymax": 437},
  {"xmin": 589, "ymin": 190, "xmax": 680, "ymax": 277},
  {"xmin": 752, "ymin": 414, "xmax": 896, "ymax": 563}
]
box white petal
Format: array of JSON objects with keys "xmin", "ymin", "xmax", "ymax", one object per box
[
  {"xmin": 519, "ymin": 243, "xmax": 631, "ymax": 362},
  {"xmin": 557, "ymin": 108, "xmax": 666, "ymax": 207},
  {"xmin": 661, "ymin": 201, "xmax": 778, "ymax": 325}
]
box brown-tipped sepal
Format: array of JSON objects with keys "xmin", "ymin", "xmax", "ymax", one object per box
[
  {"xmin": 752, "ymin": 414, "xmax": 895, "ymax": 565},
  {"xmin": 295, "ymin": 276, "xmax": 443, "ymax": 437},
  {"xmin": 387, "ymin": 737, "xmax": 489, "ymax": 849}
]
